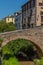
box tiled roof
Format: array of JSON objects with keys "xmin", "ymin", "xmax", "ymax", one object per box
[{"xmin": 6, "ymin": 15, "xmax": 14, "ymax": 18}]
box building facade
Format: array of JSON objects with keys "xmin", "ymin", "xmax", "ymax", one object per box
[
  {"xmin": 6, "ymin": 15, "xmax": 15, "ymax": 23},
  {"xmin": 15, "ymin": 12, "xmax": 22, "ymax": 30},
  {"xmin": 22, "ymin": 0, "xmax": 43, "ymax": 29}
]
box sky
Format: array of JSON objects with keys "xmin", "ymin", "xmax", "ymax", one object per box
[{"xmin": 0, "ymin": 0, "xmax": 28, "ymax": 19}]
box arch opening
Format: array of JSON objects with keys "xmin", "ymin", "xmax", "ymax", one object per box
[{"xmin": 2, "ymin": 39, "xmax": 43, "ymax": 61}]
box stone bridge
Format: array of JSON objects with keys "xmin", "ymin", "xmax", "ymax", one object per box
[{"xmin": 0, "ymin": 27, "xmax": 43, "ymax": 56}]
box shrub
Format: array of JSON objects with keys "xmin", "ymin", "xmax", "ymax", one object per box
[
  {"xmin": 34, "ymin": 57, "xmax": 43, "ymax": 65},
  {"xmin": 2, "ymin": 57, "xmax": 19, "ymax": 65},
  {"xmin": 0, "ymin": 21, "xmax": 16, "ymax": 32}
]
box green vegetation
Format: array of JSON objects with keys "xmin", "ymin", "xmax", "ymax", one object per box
[
  {"xmin": 2, "ymin": 57, "xmax": 19, "ymax": 65},
  {"xmin": 0, "ymin": 21, "xmax": 16, "ymax": 33},
  {"xmin": 2, "ymin": 39, "xmax": 38, "ymax": 61},
  {"xmin": 0, "ymin": 38, "xmax": 3, "ymax": 65},
  {"xmin": 34, "ymin": 57, "xmax": 43, "ymax": 65},
  {"xmin": 2, "ymin": 39, "xmax": 34, "ymax": 56},
  {"xmin": 2, "ymin": 39, "xmax": 39, "ymax": 65}
]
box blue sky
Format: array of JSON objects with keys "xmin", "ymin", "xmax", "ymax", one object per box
[{"xmin": 0, "ymin": 0, "xmax": 28, "ymax": 19}]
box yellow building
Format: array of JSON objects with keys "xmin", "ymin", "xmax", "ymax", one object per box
[{"xmin": 6, "ymin": 15, "xmax": 15, "ymax": 23}]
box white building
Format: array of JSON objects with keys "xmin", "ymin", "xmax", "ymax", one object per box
[{"xmin": 15, "ymin": 12, "xmax": 22, "ymax": 30}]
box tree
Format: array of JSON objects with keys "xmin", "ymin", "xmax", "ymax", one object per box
[{"xmin": 0, "ymin": 21, "xmax": 16, "ymax": 32}]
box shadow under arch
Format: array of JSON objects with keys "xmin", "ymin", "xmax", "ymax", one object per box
[
  {"xmin": 3, "ymin": 37, "xmax": 43, "ymax": 58},
  {"xmin": 27, "ymin": 40, "xmax": 43, "ymax": 57}
]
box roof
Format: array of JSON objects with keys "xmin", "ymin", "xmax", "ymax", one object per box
[
  {"xmin": 14, "ymin": 10, "xmax": 22, "ymax": 17},
  {"xmin": 6, "ymin": 15, "xmax": 14, "ymax": 18}
]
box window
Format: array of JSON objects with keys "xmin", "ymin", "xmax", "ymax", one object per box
[
  {"xmin": 39, "ymin": 3, "xmax": 43, "ymax": 6},
  {"xmin": 22, "ymin": 5, "xmax": 26, "ymax": 12},
  {"xmin": 32, "ymin": 8, "xmax": 35, "ymax": 15},
  {"xmin": 15, "ymin": 19, "xmax": 18, "ymax": 22},
  {"xmin": 23, "ymin": 24, "xmax": 26, "ymax": 29},
  {"xmin": 23, "ymin": 12, "xmax": 26, "ymax": 16},
  {"xmin": 28, "ymin": 17, "xmax": 30, "ymax": 23},
  {"xmin": 28, "ymin": 2, "xmax": 30, "ymax": 9},
  {"xmin": 12, "ymin": 18, "xmax": 13, "ymax": 21},
  {"xmin": 31, "ymin": 0, "xmax": 35, "ymax": 8},
  {"xmin": 41, "ymin": 16, "xmax": 43, "ymax": 22},
  {"xmin": 33, "ymin": 0, "xmax": 35, "ymax": 7},
  {"xmin": 30, "ymin": 9, "xmax": 32, "ymax": 16},
  {"xmin": 31, "ymin": 24, "xmax": 34, "ymax": 28},
  {"xmin": 26, "ymin": 3, "xmax": 28, "ymax": 10},
  {"xmin": 41, "ymin": 12, "xmax": 43, "ymax": 15},
  {"xmin": 8, "ymin": 18, "xmax": 9, "ymax": 21},
  {"xmin": 41, "ymin": 16, "xmax": 43, "ymax": 25},
  {"xmin": 24, "ymin": 18, "xmax": 26, "ymax": 23}
]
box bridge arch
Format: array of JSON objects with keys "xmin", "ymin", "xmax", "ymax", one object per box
[
  {"xmin": 1, "ymin": 28, "xmax": 43, "ymax": 57},
  {"xmin": 2, "ymin": 37, "xmax": 43, "ymax": 57}
]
